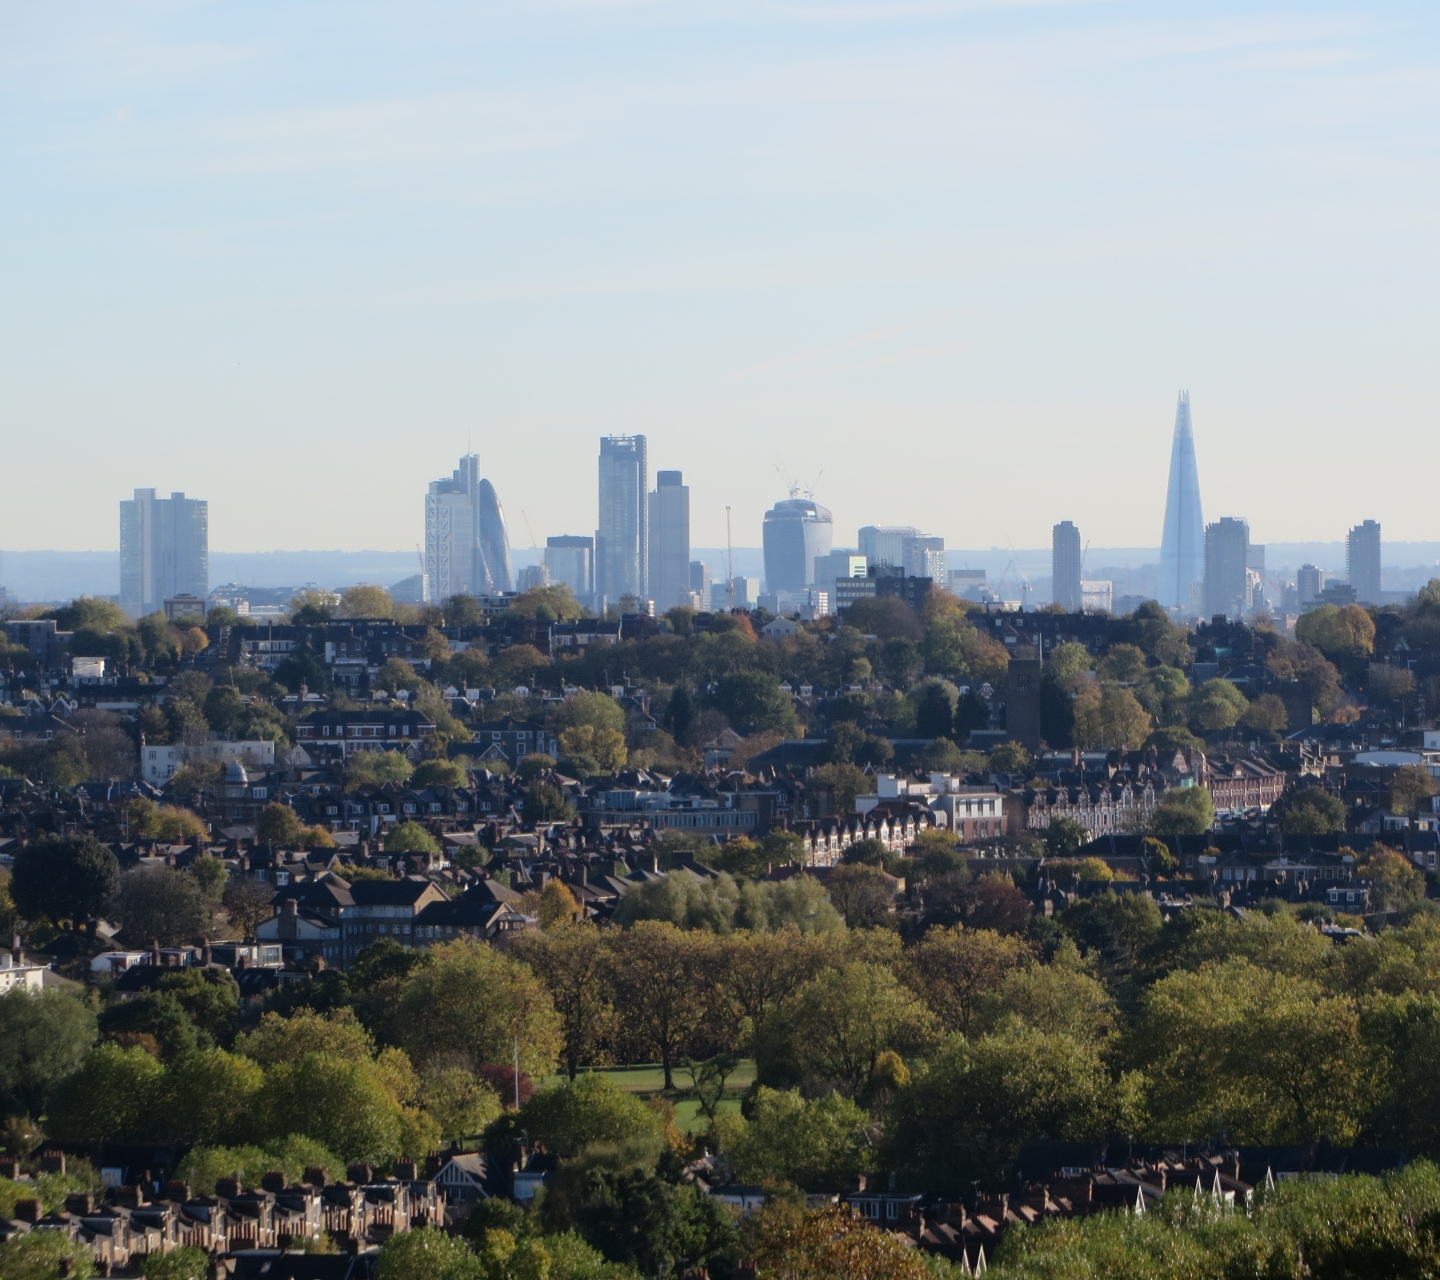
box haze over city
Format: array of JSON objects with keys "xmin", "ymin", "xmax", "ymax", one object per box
[{"xmin": 4, "ymin": 0, "xmax": 1440, "ymax": 558}]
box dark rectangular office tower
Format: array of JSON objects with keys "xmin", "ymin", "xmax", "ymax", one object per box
[
  {"xmin": 1347, "ymin": 520, "xmax": 1382, "ymax": 604},
  {"xmin": 1203, "ymin": 516, "xmax": 1250, "ymax": 620},
  {"xmin": 120, "ymin": 489, "xmax": 208, "ymax": 617},
  {"xmin": 648, "ymin": 470, "xmax": 690, "ymax": 612},
  {"xmin": 1052, "ymin": 520, "xmax": 1082, "ymax": 612},
  {"xmin": 596, "ymin": 435, "xmax": 647, "ymax": 607}
]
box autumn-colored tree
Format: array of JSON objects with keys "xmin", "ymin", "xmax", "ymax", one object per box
[
  {"xmin": 338, "ymin": 585, "xmax": 394, "ymax": 619},
  {"xmin": 904, "ymin": 926, "xmax": 1036, "ymax": 1036},
  {"xmin": 1296, "ymin": 603, "xmax": 1375, "ymax": 670},
  {"xmin": 511, "ymin": 922, "xmax": 613, "ymax": 1079},
  {"xmin": 1390, "ymin": 765, "xmax": 1436, "ymax": 816},
  {"xmin": 743, "ymin": 1202, "xmax": 929, "ymax": 1280}
]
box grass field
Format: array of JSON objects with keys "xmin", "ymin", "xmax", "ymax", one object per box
[{"xmin": 539, "ymin": 1060, "xmax": 757, "ymax": 1133}]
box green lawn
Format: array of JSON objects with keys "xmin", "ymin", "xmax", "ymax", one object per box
[{"xmin": 539, "ymin": 1060, "xmax": 756, "ymax": 1132}]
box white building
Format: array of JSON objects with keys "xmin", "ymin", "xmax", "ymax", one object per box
[
  {"xmin": 141, "ymin": 739, "xmax": 277, "ymax": 785},
  {"xmin": 0, "ymin": 946, "xmax": 47, "ymax": 994}
]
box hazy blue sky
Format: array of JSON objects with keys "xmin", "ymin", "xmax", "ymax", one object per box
[{"xmin": 2, "ymin": 0, "xmax": 1438, "ymax": 557}]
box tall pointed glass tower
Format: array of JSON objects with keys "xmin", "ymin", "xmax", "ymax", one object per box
[{"xmin": 1157, "ymin": 391, "xmax": 1204, "ymax": 612}]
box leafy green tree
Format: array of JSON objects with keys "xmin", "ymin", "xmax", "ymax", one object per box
[
  {"xmin": 159, "ymin": 966, "xmax": 241, "ymax": 1039},
  {"xmin": 1152, "ymin": 784, "xmax": 1216, "ymax": 835},
  {"xmin": 570, "ymin": 1167, "xmax": 737, "ymax": 1280},
  {"xmin": 0, "ymin": 989, "xmax": 97, "ymax": 1117},
  {"xmin": 378, "ymin": 1226, "xmax": 484, "ymax": 1280},
  {"xmin": 257, "ymin": 802, "xmax": 305, "ymax": 847},
  {"xmin": 1296, "ymin": 602, "xmax": 1376, "ymax": 669},
  {"xmin": 988, "ymin": 741, "xmax": 1032, "ymax": 775},
  {"xmin": 0, "ymin": 1229, "xmax": 96, "ymax": 1280},
  {"xmin": 520, "ymin": 1074, "xmax": 666, "ymax": 1158},
  {"xmin": 608, "ymin": 923, "xmax": 719, "ymax": 1089},
  {"xmin": 1141, "ymin": 834, "xmax": 1179, "ymax": 876},
  {"xmin": 234, "ymin": 1007, "xmax": 376, "ymax": 1067},
  {"xmin": 411, "ymin": 758, "xmax": 469, "ymax": 788},
  {"xmin": 1284, "ymin": 786, "xmax": 1347, "ymax": 834},
  {"xmin": 557, "ymin": 724, "xmax": 627, "ymax": 771},
  {"xmin": 716, "ymin": 1087, "xmax": 875, "ymax": 1192},
  {"xmin": 344, "ymin": 751, "xmax": 415, "ymax": 790},
  {"xmin": 1242, "ymin": 692, "xmax": 1290, "ymax": 733},
  {"xmin": 98, "ymin": 990, "xmax": 203, "ymax": 1061},
  {"xmin": 970, "ymin": 956, "xmax": 1118, "ymax": 1045},
  {"xmin": 386, "ymin": 821, "xmax": 440, "ymax": 855},
  {"xmin": 512, "ymin": 923, "xmax": 613, "ymax": 1080},
  {"xmin": 1189, "ymin": 678, "xmax": 1250, "ymax": 732},
  {"xmin": 47, "ymin": 1042, "xmax": 167, "ymax": 1141},
  {"xmin": 823, "ymin": 864, "xmax": 895, "ymax": 929},
  {"xmin": 163, "ymin": 1049, "xmax": 266, "ymax": 1146},
  {"xmin": 395, "ymin": 937, "xmax": 562, "ymax": 1078},
  {"xmin": 757, "ymin": 962, "xmax": 937, "ymax": 1096},
  {"xmin": 903, "ymin": 926, "xmax": 1035, "ymax": 1036},
  {"xmin": 339, "ymin": 585, "xmax": 394, "ymax": 619},
  {"xmin": 1097, "ymin": 644, "xmax": 1147, "ymax": 683},
  {"xmin": 10, "ymin": 833, "xmax": 119, "ymax": 928},
  {"xmin": 257, "ymin": 1052, "xmax": 409, "ymax": 1162},
  {"xmin": 706, "ymin": 670, "xmax": 798, "ymax": 736},
  {"xmin": 524, "ymin": 782, "xmax": 577, "ymax": 824},
  {"xmin": 1060, "ymin": 891, "xmax": 1162, "ymax": 974},
  {"xmin": 1043, "ymin": 817, "xmax": 1088, "ymax": 857},
  {"xmin": 189, "ymin": 851, "xmax": 229, "ymax": 900},
  {"xmin": 421, "ymin": 1068, "xmax": 501, "ymax": 1143},
  {"xmin": 1135, "ymin": 665, "xmax": 1192, "ymax": 725},
  {"xmin": 1133, "ymin": 958, "xmax": 1368, "ymax": 1143},
  {"xmin": 144, "ymin": 1245, "xmax": 210, "ymax": 1280},
  {"xmin": 911, "ymin": 679, "xmax": 959, "ymax": 739},
  {"xmin": 735, "ymin": 877, "xmax": 844, "ymax": 934},
  {"xmin": 551, "ymin": 691, "xmax": 626, "ymax": 735},
  {"xmin": 202, "ymin": 684, "xmax": 245, "ymax": 734},
  {"xmin": 114, "ymin": 865, "xmax": 213, "ymax": 946},
  {"xmin": 890, "ymin": 1025, "xmax": 1132, "ymax": 1192},
  {"xmin": 614, "ymin": 872, "xmax": 740, "ymax": 933}
]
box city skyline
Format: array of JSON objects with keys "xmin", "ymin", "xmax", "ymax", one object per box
[{"xmin": 4, "ymin": 4, "xmax": 1440, "ymax": 553}]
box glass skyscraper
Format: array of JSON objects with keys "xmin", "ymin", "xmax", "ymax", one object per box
[
  {"xmin": 1157, "ymin": 391, "xmax": 1205, "ymax": 613},
  {"xmin": 597, "ymin": 435, "xmax": 648, "ymax": 606},
  {"xmin": 424, "ymin": 456, "xmax": 512, "ymax": 601}
]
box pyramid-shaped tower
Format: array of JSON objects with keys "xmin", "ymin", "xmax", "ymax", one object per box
[{"xmin": 1157, "ymin": 391, "xmax": 1204, "ymax": 612}]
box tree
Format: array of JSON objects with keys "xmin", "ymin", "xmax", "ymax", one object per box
[
  {"xmin": 889, "ymin": 1026, "xmax": 1129, "ymax": 1192},
  {"xmin": 524, "ymin": 782, "xmax": 578, "ymax": 823},
  {"xmin": 706, "ymin": 670, "xmax": 798, "ymax": 736},
  {"xmin": 1133, "ymin": 959, "xmax": 1368, "ymax": 1144},
  {"xmin": 235, "ymin": 1007, "xmax": 376, "ymax": 1067},
  {"xmin": 394, "ymin": 937, "xmax": 562, "ymax": 1078},
  {"xmin": 113, "ymin": 865, "xmax": 213, "ymax": 947},
  {"xmin": 421, "ymin": 1068, "xmax": 501, "ymax": 1143},
  {"xmin": 9, "ymin": 833, "xmax": 119, "ymax": 928},
  {"xmin": 904, "ymin": 926, "xmax": 1035, "ymax": 1036},
  {"xmin": 569, "ymin": 1167, "xmax": 737, "ymax": 1279},
  {"xmin": 411, "ymin": 758, "xmax": 469, "ymax": 789},
  {"xmin": 713, "ymin": 929, "xmax": 840, "ymax": 1051},
  {"xmin": 717, "ymin": 1087, "xmax": 876, "ymax": 1192},
  {"xmin": 1296, "ymin": 603, "xmax": 1375, "ymax": 670},
  {"xmin": 0, "ymin": 989, "xmax": 97, "ymax": 1118},
  {"xmin": 47, "ymin": 1042, "xmax": 167, "ymax": 1141},
  {"xmin": 538, "ymin": 879, "xmax": 583, "ymax": 928},
  {"xmin": 144, "ymin": 1245, "xmax": 211, "ymax": 1280},
  {"xmin": 386, "ymin": 821, "xmax": 440, "ymax": 855},
  {"xmin": 1060, "ymin": 891, "xmax": 1162, "ymax": 974},
  {"xmin": 257, "ymin": 802, "xmax": 305, "ymax": 848},
  {"xmin": 988, "ymin": 741, "xmax": 1032, "ymax": 775},
  {"xmin": 806, "ymin": 762, "xmax": 870, "ymax": 815},
  {"xmin": 1097, "ymin": 644, "xmax": 1147, "ymax": 684},
  {"xmin": 743, "ymin": 1202, "xmax": 928, "ymax": 1280},
  {"xmin": 558, "ymin": 724, "xmax": 627, "ymax": 771},
  {"xmin": 163, "ymin": 1049, "xmax": 265, "ymax": 1146},
  {"xmin": 758, "ymin": 962, "xmax": 937, "ymax": 1096},
  {"xmin": 971, "ymin": 958, "xmax": 1118, "ymax": 1045},
  {"xmin": 1152, "ymin": 785, "xmax": 1216, "ymax": 835},
  {"xmin": 1189, "ymin": 678, "xmax": 1250, "ymax": 733},
  {"xmin": 1284, "ymin": 787, "xmax": 1347, "ymax": 835},
  {"xmin": 203, "ymin": 685, "xmax": 245, "ymax": 734},
  {"xmin": 607, "ymin": 922, "xmax": 716, "ymax": 1090},
  {"xmin": 1135, "ymin": 665, "xmax": 1191, "ymax": 725},
  {"xmin": 159, "ymin": 966, "xmax": 241, "ymax": 1039},
  {"xmin": 1142, "ymin": 835, "xmax": 1180, "ymax": 876},
  {"xmin": 0, "ymin": 1229, "xmax": 97, "ymax": 1280},
  {"xmin": 911, "ymin": 680, "xmax": 959, "ymax": 738},
  {"xmin": 508, "ymin": 584, "xmax": 584, "ymax": 623},
  {"xmin": 257, "ymin": 1052, "xmax": 412, "ymax": 1162},
  {"xmin": 824, "ymin": 864, "xmax": 894, "ymax": 929},
  {"xmin": 339, "ymin": 585, "xmax": 395, "ymax": 619},
  {"xmin": 377, "ymin": 1227, "xmax": 484, "ymax": 1280},
  {"xmin": 519, "ymin": 1073, "xmax": 665, "ymax": 1158},
  {"xmin": 1043, "ymin": 817, "xmax": 1088, "ymax": 858},
  {"xmin": 223, "ymin": 876, "xmax": 275, "ymax": 940},
  {"xmin": 189, "ymin": 852, "xmax": 228, "ymax": 901},
  {"xmin": 344, "ymin": 751, "xmax": 415, "ymax": 790},
  {"xmin": 1390, "ymin": 765, "xmax": 1436, "ymax": 816},
  {"xmin": 1242, "ymin": 692, "xmax": 1290, "ymax": 733}
]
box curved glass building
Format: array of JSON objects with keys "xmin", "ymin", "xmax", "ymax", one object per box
[
  {"xmin": 476, "ymin": 478, "xmax": 512, "ymax": 593},
  {"xmin": 763, "ymin": 497, "xmax": 834, "ymax": 593}
]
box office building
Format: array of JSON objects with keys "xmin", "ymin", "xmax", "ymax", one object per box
[
  {"xmin": 648, "ymin": 470, "xmax": 691, "ymax": 611},
  {"xmin": 424, "ymin": 456, "xmax": 512, "ymax": 601},
  {"xmin": 902, "ymin": 535, "xmax": 947, "ymax": 582},
  {"xmin": 690, "ymin": 560, "xmax": 712, "ymax": 609},
  {"xmin": 949, "ymin": 569, "xmax": 987, "ymax": 601},
  {"xmin": 517, "ymin": 563, "xmax": 550, "ymax": 592},
  {"xmin": 545, "ymin": 536, "xmax": 594, "ymax": 604},
  {"xmin": 711, "ymin": 576, "xmax": 757, "ymax": 610},
  {"xmin": 1204, "ymin": 517, "xmax": 1250, "ymax": 620},
  {"xmin": 1347, "ymin": 520, "xmax": 1382, "ymax": 604},
  {"xmin": 1052, "ymin": 521, "xmax": 1082, "ymax": 612},
  {"xmin": 859, "ymin": 525, "xmax": 920, "ymax": 569},
  {"xmin": 120, "ymin": 489, "xmax": 208, "ymax": 617},
  {"xmin": 1081, "ymin": 580, "xmax": 1113, "ymax": 614},
  {"xmin": 815, "ymin": 550, "xmax": 866, "ymax": 595},
  {"xmin": 1297, "ymin": 564, "xmax": 1325, "ymax": 607},
  {"xmin": 597, "ymin": 435, "xmax": 647, "ymax": 606},
  {"xmin": 763, "ymin": 496, "xmax": 834, "ymax": 592},
  {"xmin": 1157, "ymin": 391, "xmax": 1205, "ymax": 612}
]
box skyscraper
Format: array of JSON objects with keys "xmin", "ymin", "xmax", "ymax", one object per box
[
  {"xmin": 545, "ymin": 536, "xmax": 594, "ymax": 604},
  {"xmin": 597, "ymin": 435, "xmax": 647, "ymax": 606},
  {"xmin": 902, "ymin": 535, "xmax": 946, "ymax": 582},
  {"xmin": 424, "ymin": 456, "xmax": 512, "ymax": 601},
  {"xmin": 1347, "ymin": 520, "xmax": 1382, "ymax": 604},
  {"xmin": 858, "ymin": 526, "xmax": 920, "ymax": 569},
  {"xmin": 1158, "ymin": 392, "xmax": 1205, "ymax": 612},
  {"xmin": 763, "ymin": 497, "xmax": 834, "ymax": 593},
  {"xmin": 648, "ymin": 471, "xmax": 690, "ymax": 611},
  {"xmin": 1052, "ymin": 521, "xmax": 1082, "ymax": 612},
  {"xmin": 119, "ymin": 489, "xmax": 208, "ymax": 617},
  {"xmin": 1204, "ymin": 517, "xmax": 1250, "ymax": 620},
  {"xmin": 1297, "ymin": 564, "xmax": 1325, "ymax": 607}
]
